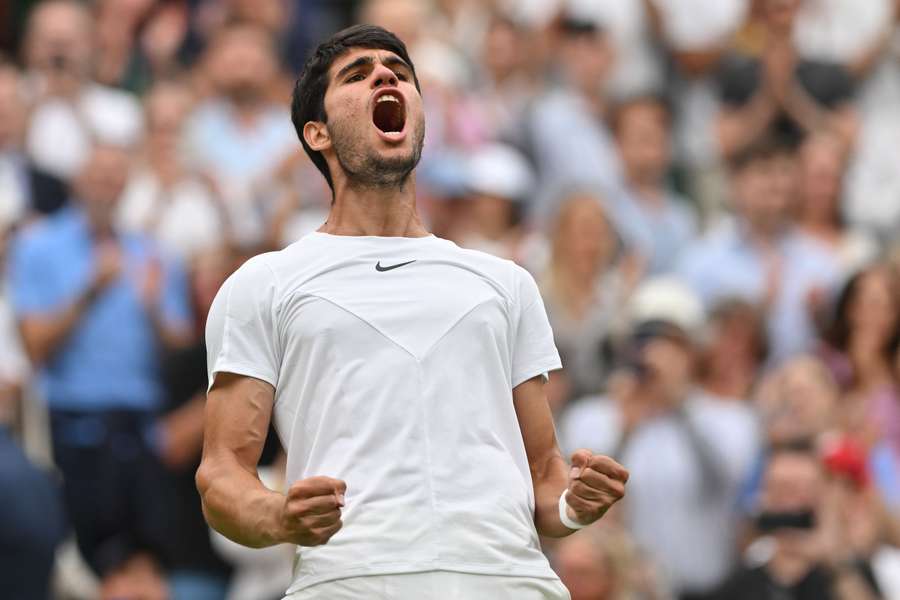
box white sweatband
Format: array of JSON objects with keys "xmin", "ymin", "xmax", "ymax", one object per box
[{"xmin": 559, "ymin": 491, "xmax": 587, "ymax": 530}]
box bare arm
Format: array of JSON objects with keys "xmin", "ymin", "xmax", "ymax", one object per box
[
  {"xmin": 196, "ymin": 372, "xmax": 345, "ymax": 548},
  {"xmin": 514, "ymin": 375, "xmax": 628, "ymax": 537}
]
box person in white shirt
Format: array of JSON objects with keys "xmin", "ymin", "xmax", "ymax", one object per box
[
  {"xmin": 196, "ymin": 24, "xmax": 629, "ymax": 600},
  {"xmin": 21, "ymin": 0, "xmax": 144, "ymax": 180}
]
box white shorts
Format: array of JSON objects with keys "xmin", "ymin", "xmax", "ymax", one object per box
[{"xmin": 284, "ymin": 571, "xmax": 571, "ymax": 600}]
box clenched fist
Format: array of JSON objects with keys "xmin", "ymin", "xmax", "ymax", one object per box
[
  {"xmin": 279, "ymin": 476, "xmax": 346, "ymax": 546},
  {"xmin": 562, "ymin": 450, "xmax": 629, "ymax": 527}
]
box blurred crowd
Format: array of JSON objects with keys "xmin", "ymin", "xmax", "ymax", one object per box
[{"xmin": 2, "ymin": 0, "xmax": 900, "ymax": 599}]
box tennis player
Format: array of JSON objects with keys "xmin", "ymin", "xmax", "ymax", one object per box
[{"xmin": 197, "ymin": 24, "xmax": 629, "ymax": 600}]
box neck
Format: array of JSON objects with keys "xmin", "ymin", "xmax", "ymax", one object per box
[{"xmin": 321, "ymin": 174, "xmax": 428, "ymax": 237}]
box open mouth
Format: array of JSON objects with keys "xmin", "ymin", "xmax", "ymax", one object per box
[{"xmin": 372, "ymin": 90, "xmax": 406, "ymax": 135}]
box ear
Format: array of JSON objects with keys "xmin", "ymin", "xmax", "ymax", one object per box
[{"xmin": 303, "ymin": 121, "xmax": 331, "ymax": 152}]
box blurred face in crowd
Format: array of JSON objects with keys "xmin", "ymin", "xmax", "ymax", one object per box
[
  {"xmin": 0, "ymin": 67, "xmax": 26, "ymax": 149},
  {"xmin": 762, "ymin": 0, "xmax": 801, "ymax": 33},
  {"xmin": 74, "ymin": 145, "xmax": 131, "ymax": 234},
  {"xmin": 703, "ymin": 301, "xmax": 767, "ymax": 376},
  {"xmin": 758, "ymin": 357, "xmax": 837, "ymax": 445},
  {"xmin": 556, "ymin": 534, "xmax": 617, "ymax": 600},
  {"xmin": 482, "ymin": 18, "xmax": 524, "ymax": 82},
  {"xmin": 25, "ymin": 0, "xmax": 94, "ymax": 80},
  {"xmin": 207, "ymin": 25, "xmax": 278, "ymax": 106},
  {"xmin": 145, "ymin": 82, "xmax": 192, "ymax": 158},
  {"xmin": 557, "ymin": 28, "xmax": 613, "ymax": 96},
  {"xmin": 552, "ymin": 195, "xmax": 617, "ymax": 279},
  {"xmin": 635, "ymin": 334, "xmax": 695, "ymax": 407},
  {"xmin": 229, "ymin": 0, "xmax": 288, "ymax": 34},
  {"xmin": 760, "ymin": 450, "xmax": 824, "ymax": 550},
  {"xmin": 615, "ymin": 99, "xmax": 671, "ymax": 187},
  {"xmin": 846, "ymin": 267, "xmax": 899, "ymax": 347},
  {"xmin": 799, "ymin": 133, "xmax": 845, "ymax": 227},
  {"xmin": 360, "ymin": 0, "xmax": 427, "ymax": 50},
  {"xmin": 309, "ymin": 46, "xmax": 425, "ymax": 189},
  {"xmin": 733, "ymin": 150, "xmax": 796, "ymax": 236}
]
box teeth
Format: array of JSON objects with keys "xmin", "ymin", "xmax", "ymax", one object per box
[{"xmin": 377, "ymin": 95, "xmax": 400, "ymax": 104}]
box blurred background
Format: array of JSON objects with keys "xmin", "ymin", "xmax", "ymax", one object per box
[{"xmin": 2, "ymin": 0, "xmax": 900, "ymax": 599}]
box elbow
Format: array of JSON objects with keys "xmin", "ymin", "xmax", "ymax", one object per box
[{"xmin": 195, "ymin": 460, "xmax": 216, "ymax": 525}]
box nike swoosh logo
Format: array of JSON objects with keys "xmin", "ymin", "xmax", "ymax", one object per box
[{"xmin": 375, "ymin": 260, "xmax": 416, "ymax": 272}]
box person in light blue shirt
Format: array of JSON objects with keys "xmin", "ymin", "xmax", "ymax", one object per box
[
  {"xmin": 608, "ymin": 95, "xmax": 697, "ymax": 276},
  {"xmin": 677, "ymin": 136, "xmax": 841, "ymax": 363},
  {"xmin": 6, "ymin": 144, "xmax": 193, "ymax": 592}
]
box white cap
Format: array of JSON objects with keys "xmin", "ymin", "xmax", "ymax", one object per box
[
  {"xmin": 627, "ymin": 276, "xmax": 706, "ymax": 338},
  {"xmin": 466, "ymin": 143, "xmax": 534, "ymax": 201}
]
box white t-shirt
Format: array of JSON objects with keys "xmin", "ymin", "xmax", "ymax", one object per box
[{"xmin": 206, "ymin": 231, "xmax": 563, "ymax": 593}]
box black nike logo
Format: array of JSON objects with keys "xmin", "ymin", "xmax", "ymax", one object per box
[{"xmin": 375, "ymin": 260, "xmax": 416, "ymax": 272}]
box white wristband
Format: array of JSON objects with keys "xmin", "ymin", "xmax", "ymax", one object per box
[{"xmin": 559, "ymin": 491, "xmax": 587, "ymax": 530}]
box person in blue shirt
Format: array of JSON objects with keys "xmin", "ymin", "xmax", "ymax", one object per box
[
  {"xmin": 677, "ymin": 135, "xmax": 841, "ymax": 363},
  {"xmin": 7, "ymin": 144, "xmax": 193, "ymax": 596}
]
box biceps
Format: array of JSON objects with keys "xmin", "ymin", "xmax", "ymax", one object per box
[{"xmin": 203, "ymin": 372, "xmax": 275, "ymax": 471}]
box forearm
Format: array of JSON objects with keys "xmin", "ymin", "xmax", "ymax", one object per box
[
  {"xmin": 21, "ymin": 287, "xmax": 95, "ymax": 364},
  {"xmin": 196, "ymin": 457, "xmax": 287, "ymax": 548},
  {"xmin": 531, "ymin": 450, "xmax": 575, "ymax": 538},
  {"xmin": 717, "ymin": 92, "xmax": 779, "ymax": 158}
]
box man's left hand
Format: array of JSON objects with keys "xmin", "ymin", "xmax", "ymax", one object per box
[{"xmin": 563, "ymin": 450, "xmax": 629, "ymax": 527}]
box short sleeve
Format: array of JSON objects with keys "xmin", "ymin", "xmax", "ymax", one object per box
[
  {"xmin": 205, "ymin": 256, "xmax": 281, "ymax": 392},
  {"xmin": 6, "ymin": 234, "xmax": 63, "ymax": 315},
  {"xmin": 511, "ymin": 266, "xmax": 562, "ymax": 388}
]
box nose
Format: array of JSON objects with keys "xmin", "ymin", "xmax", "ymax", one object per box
[{"xmin": 371, "ymin": 62, "xmax": 398, "ymax": 88}]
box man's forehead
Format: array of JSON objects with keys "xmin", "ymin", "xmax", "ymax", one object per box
[{"xmin": 329, "ymin": 48, "xmax": 405, "ymax": 77}]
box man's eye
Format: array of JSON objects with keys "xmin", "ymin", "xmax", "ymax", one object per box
[
  {"xmin": 396, "ymin": 72, "xmax": 408, "ymax": 81},
  {"xmin": 347, "ymin": 74, "xmax": 365, "ymax": 83}
]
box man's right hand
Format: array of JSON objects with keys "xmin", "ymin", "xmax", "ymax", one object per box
[{"xmin": 278, "ymin": 476, "xmax": 346, "ymax": 546}]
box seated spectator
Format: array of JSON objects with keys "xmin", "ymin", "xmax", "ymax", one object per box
[
  {"xmin": 715, "ymin": 0, "xmax": 858, "ymax": 160},
  {"xmin": 116, "ymin": 80, "xmax": 226, "ymax": 263},
  {"xmin": 609, "ymin": 94, "xmax": 697, "ymax": 276},
  {"xmin": 713, "ymin": 445, "xmax": 880, "ymax": 600},
  {"xmin": 796, "ymin": 131, "xmax": 879, "ymax": 278},
  {"xmin": 560, "ymin": 278, "xmax": 760, "ymax": 599},
  {"xmin": 0, "ymin": 57, "xmax": 67, "ymax": 220},
  {"xmin": 22, "ymin": 0, "xmax": 144, "ymax": 179},
  {"xmin": 677, "ymin": 135, "xmax": 841, "ymax": 362},
  {"xmin": 698, "ymin": 298, "xmax": 768, "ymax": 402},
  {"xmin": 539, "ymin": 193, "xmax": 634, "ymax": 403},
  {"xmin": 7, "ymin": 144, "xmax": 192, "ymax": 598},
  {"xmin": 184, "ymin": 22, "xmax": 298, "ymax": 249}
]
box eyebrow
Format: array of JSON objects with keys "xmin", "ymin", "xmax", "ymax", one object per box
[{"xmin": 334, "ymin": 54, "xmax": 412, "ymax": 81}]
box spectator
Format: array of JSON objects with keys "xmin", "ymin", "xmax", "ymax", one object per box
[
  {"xmin": 554, "ymin": 523, "xmax": 667, "ymax": 600},
  {"xmin": 713, "ymin": 445, "xmax": 879, "ymax": 600},
  {"xmin": 609, "ymin": 95, "xmax": 698, "ymax": 276},
  {"xmin": 116, "ymin": 80, "xmax": 225, "ymax": 263},
  {"xmin": 539, "ymin": 193, "xmax": 633, "ymax": 403},
  {"xmin": 795, "ymin": 131, "xmax": 879, "ymax": 278},
  {"xmin": 457, "ymin": 143, "xmax": 534, "ymax": 261},
  {"xmin": 527, "ymin": 16, "xmax": 622, "ymax": 226},
  {"xmin": 560, "ymin": 278, "xmax": 760, "ymax": 599},
  {"xmin": 7, "ymin": 144, "xmax": 192, "ymax": 598},
  {"xmin": 184, "ymin": 22, "xmax": 295, "ymax": 249},
  {"xmin": 698, "ymin": 298, "xmax": 768, "ymax": 402},
  {"xmin": 0, "ymin": 57, "xmax": 67, "ymax": 220},
  {"xmin": 678, "ymin": 135, "xmax": 841, "ymax": 362},
  {"xmin": 22, "ymin": 0, "xmax": 144, "ymax": 179},
  {"xmin": 715, "ymin": 0, "xmax": 858, "ymax": 160},
  {"xmin": 821, "ymin": 265, "xmax": 900, "ymax": 462}
]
